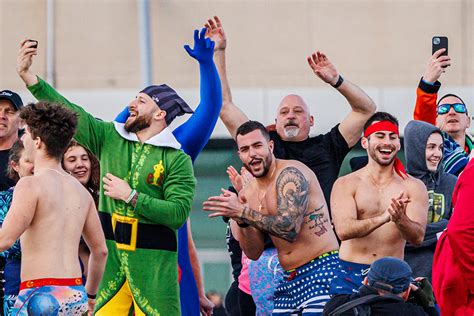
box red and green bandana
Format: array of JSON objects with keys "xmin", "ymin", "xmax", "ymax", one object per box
[{"xmin": 364, "ymin": 121, "xmax": 407, "ymax": 179}]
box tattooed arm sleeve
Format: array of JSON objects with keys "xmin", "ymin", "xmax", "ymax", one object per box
[{"xmin": 240, "ymin": 166, "xmax": 309, "ymax": 242}]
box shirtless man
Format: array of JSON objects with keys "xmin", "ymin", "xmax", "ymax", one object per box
[
  {"xmin": 329, "ymin": 112, "xmax": 428, "ymax": 296},
  {"xmin": 0, "ymin": 101, "xmax": 107, "ymax": 315},
  {"xmin": 203, "ymin": 121, "xmax": 340, "ymax": 315}
]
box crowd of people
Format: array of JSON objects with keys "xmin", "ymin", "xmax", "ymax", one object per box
[{"xmin": 0, "ymin": 14, "xmax": 472, "ymax": 316}]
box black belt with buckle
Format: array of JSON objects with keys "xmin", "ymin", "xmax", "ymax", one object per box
[{"xmin": 98, "ymin": 211, "xmax": 177, "ymax": 252}]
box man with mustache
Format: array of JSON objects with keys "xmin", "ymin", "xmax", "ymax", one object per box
[
  {"xmin": 205, "ymin": 16, "xmax": 376, "ymax": 208},
  {"xmin": 413, "ymin": 48, "xmax": 472, "ymax": 176},
  {"xmin": 329, "ymin": 112, "xmax": 428, "ymax": 295},
  {"xmin": 204, "ymin": 120, "xmax": 340, "ymax": 315}
]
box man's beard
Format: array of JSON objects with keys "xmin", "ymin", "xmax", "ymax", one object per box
[
  {"xmin": 244, "ymin": 153, "xmax": 273, "ymax": 178},
  {"xmin": 283, "ymin": 120, "xmax": 300, "ymax": 139},
  {"xmin": 368, "ymin": 145, "xmax": 396, "ymax": 166},
  {"xmin": 124, "ymin": 114, "xmax": 152, "ymax": 133}
]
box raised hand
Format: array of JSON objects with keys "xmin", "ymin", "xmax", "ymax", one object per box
[
  {"xmin": 423, "ymin": 48, "xmax": 451, "ymax": 83},
  {"xmin": 204, "ymin": 16, "xmax": 227, "ymax": 51},
  {"xmin": 17, "ymin": 39, "xmax": 39, "ymax": 85},
  {"xmin": 307, "ymin": 51, "xmax": 339, "ymax": 85},
  {"xmin": 184, "ymin": 28, "xmax": 215, "ymax": 64},
  {"xmin": 226, "ymin": 166, "xmax": 254, "ymax": 192}
]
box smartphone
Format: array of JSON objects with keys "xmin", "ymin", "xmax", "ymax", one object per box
[
  {"xmin": 28, "ymin": 39, "xmax": 38, "ymax": 49},
  {"xmin": 432, "ymin": 36, "xmax": 448, "ymax": 56}
]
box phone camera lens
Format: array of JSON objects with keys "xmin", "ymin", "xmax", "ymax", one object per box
[{"xmin": 433, "ymin": 37, "xmax": 440, "ymax": 45}]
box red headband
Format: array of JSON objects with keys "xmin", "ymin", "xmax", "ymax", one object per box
[
  {"xmin": 363, "ymin": 120, "xmax": 407, "ymax": 179},
  {"xmin": 364, "ymin": 121, "xmax": 399, "ymax": 138}
]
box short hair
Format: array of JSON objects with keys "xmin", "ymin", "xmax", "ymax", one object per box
[
  {"xmin": 235, "ymin": 120, "xmax": 270, "ymax": 141},
  {"xmin": 363, "ymin": 111, "xmax": 399, "ymax": 131},
  {"xmin": 20, "ymin": 102, "xmax": 78, "ymax": 160},
  {"xmin": 7, "ymin": 140, "xmax": 25, "ymax": 182}
]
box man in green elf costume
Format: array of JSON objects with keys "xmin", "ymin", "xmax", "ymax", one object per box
[{"xmin": 17, "ymin": 38, "xmax": 196, "ymax": 315}]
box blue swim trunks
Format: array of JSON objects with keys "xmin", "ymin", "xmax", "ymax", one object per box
[
  {"xmin": 12, "ymin": 278, "xmax": 88, "ymax": 315},
  {"xmin": 272, "ymin": 250, "xmax": 340, "ymax": 316},
  {"xmin": 328, "ymin": 259, "xmax": 371, "ymax": 295}
]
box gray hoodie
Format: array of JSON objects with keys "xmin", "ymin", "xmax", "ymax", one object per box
[{"xmin": 403, "ymin": 120, "xmax": 457, "ymax": 281}]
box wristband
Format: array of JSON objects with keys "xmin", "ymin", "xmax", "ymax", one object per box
[
  {"xmin": 87, "ymin": 293, "xmax": 97, "ymax": 299},
  {"xmin": 332, "ymin": 75, "xmax": 344, "ymax": 89},
  {"xmin": 125, "ymin": 189, "xmax": 137, "ymax": 204}
]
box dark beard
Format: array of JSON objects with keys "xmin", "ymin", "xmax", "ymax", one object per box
[{"xmin": 124, "ymin": 115, "xmax": 151, "ymax": 133}]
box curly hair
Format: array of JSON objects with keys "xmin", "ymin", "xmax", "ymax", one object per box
[
  {"xmin": 20, "ymin": 101, "xmax": 78, "ymax": 160},
  {"xmin": 6, "ymin": 140, "xmax": 25, "ymax": 182},
  {"xmin": 62, "ymin": 140, "xmax": 100, "ymax": 206}
]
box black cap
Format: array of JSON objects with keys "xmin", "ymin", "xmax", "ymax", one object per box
[
  {"xmin": 0, "ymin": 90, "xmax": 23, "ymax": 111},
  {"xmin": 140, "ymin": 84, "xmax": 193, "ymax": 125}
]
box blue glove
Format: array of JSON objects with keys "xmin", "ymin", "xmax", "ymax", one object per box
[{"xmin": 184, "ymin": 28, "xmax": 215, "ymax": 64}]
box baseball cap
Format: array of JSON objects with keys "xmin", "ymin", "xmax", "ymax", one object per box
[
  {"xmin": 0, "ymin": 90, "xmax": 23, "ymax": 111},
  {"xmin": 367, "ymin": 257, "xmax": 413, "ymax": 294},
  {"xmin": 140, "ymin": 84, "xmax": 193, "ymax": 125}
]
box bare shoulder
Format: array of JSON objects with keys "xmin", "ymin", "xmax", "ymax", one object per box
[
  {"xmin": 333, "ymin": 169, "xmax": 362, "ymax": 188},
  {"xmin": 404, "ymin": 176, "xmax": 428, "ymax": 196},
  {"xmin": 277, "ymin": 160, "xmax": 312, "ymax": 181},
  {"xmin": 14, "ymin": 176, "xmax": 39, "ymax": 194}
]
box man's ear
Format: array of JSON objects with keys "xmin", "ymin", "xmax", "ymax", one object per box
[
  {"xmin": 35, "ymin": 136, "xmax": 42, "ymax": 149},
  {"xmin": 154, "ymin": 109, "xmax": 166, "ymax": 121},
  {"xmin": 361, "ymin": 137, "xmax": 369, "ymax": 149},
  {"xmin": 268, "ymin": 140, "xmax": 274, "ymax": 153},
  {"xmin": 309, "ymin": 115, "xmax": 314, "ymax": 127}
]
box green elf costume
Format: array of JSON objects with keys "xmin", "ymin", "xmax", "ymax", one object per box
[{"xmin": 28, "ymin": 78, "xmax": 196, "ymax": 316}]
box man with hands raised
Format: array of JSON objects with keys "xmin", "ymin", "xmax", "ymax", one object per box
[
  {"xmin": 414, "ymin": 48, "xmax": 472, "ymax": 176},
  {"xmin": 329, "ymin": 112, "xmax": 428, "ymax": 296},
  {"xmin": 16, "ymin": 30, "xmax": 216, "ymax": 314}
]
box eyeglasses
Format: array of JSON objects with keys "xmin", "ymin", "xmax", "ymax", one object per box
[{"xmin": 436, "ymin": 103, "xmax": 467, "ymax": 115}]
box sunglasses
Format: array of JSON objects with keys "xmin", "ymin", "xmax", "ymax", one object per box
[{"xmin": 436, "ymin": 103, "xmax": 467, "ymax": 115}]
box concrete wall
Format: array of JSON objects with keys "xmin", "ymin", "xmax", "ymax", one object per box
[{"xmin": 1, "ymin": 0, "xmax": 473, "ymax": 89}]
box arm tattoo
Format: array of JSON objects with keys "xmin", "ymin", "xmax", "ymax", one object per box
[
  {"xmin": 304, "ymin": 204, "xmax": 329, "ymax": 237},
  {"xmin": 241, "ymin": 167, "xmax": 309, "ymax": 242}
]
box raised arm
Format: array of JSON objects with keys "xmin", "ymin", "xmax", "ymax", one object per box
[
  {"xmin": 0, "ymin": 178, "xmax": 37, "ymax": 251},
  {"xmin": 17, "ymin": 39, "xmax": 109, "ymax": 156},
  {"xmin": 82, "ymin": 197, "xmax": 108, "ymax": 314},
  {"xmin": 390, "ymin": 181, "xmax": 428, "ymax": 246},
  {"xmin": 331, "ymin": 176, "xmax": 390, "ymax": 240},
  {"xmin": 205, "ymin": 16, "xmax": 248, "ymax": 139},
  {"xmin": 413, "ymin": 49, "xmax": 450, "ymax": 123},
  {"xmin": 172, "ymin": 28, "xmax": 222, "ymax": 161},
  {"xmin": 307, "ymin": 51, "xmax": 376, "ymax": 148}
]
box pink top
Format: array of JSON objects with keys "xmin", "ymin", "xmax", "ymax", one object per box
[{"xmin": 238, "ymin": 252, "xmax": 252, "ymax": 295}]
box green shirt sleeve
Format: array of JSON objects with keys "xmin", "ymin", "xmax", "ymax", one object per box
[
  {"xmin": 135, "ymin": 152, "xmax": 196, "ymax": 229},
  {"xmin": 27, "ymin": 76, "xmax": 111, "ymax": 156}
]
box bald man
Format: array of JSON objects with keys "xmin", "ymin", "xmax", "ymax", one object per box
[{"xmin": 205, "ymin": 16, "xmax": 376, "ymax": 205}]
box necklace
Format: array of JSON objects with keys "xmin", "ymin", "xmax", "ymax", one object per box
[
  {"xmin": 257, "ymin": 162, "xmax": 277, "ymax": 212},
  {"xmin": 367, "ymin": 171, "xmax": 393, "ymax": 193}
]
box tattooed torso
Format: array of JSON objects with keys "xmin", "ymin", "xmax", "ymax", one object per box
[{"xmin": 241, "ymin": 159, "xmax": 339, "ymax": 270}]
